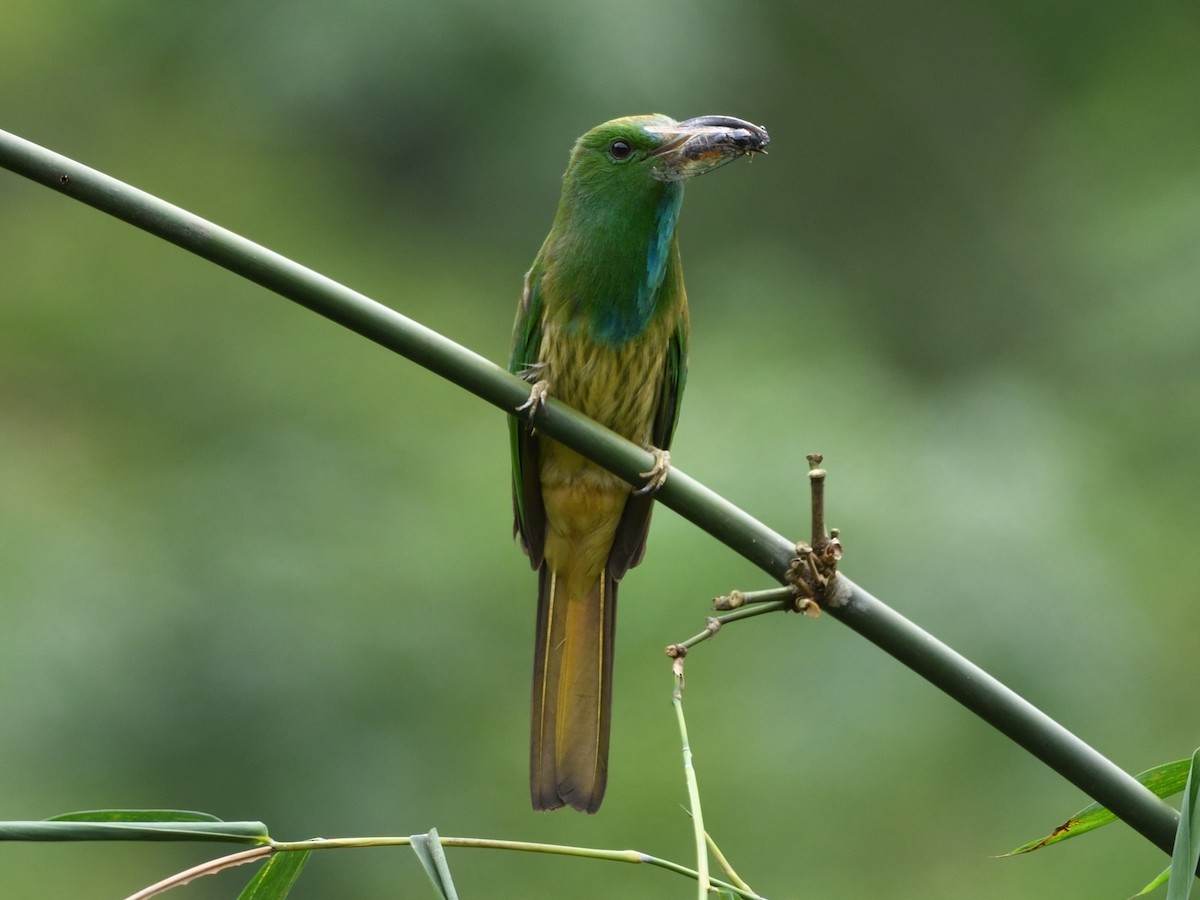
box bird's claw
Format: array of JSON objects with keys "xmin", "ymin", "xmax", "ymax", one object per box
[
  {"xmin": 634, "ymin": 447, "xmax": 671, "ymax": 496},
  {"xmin": 517, "ymin": 379, "xmax": 550, "ymax": 421}
]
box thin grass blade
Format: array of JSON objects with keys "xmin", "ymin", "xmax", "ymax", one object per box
[
  {"xmin": 1007, "ymin": 759, "xmax": 1193, "ymax": 855},
  {"xmin": 237, "ymin": 850, "xmax": 311, "ymax": 900},
  {"xmin": 1164, "ymin": 749, "xmax": 1200, "ymax": 900},
  {"xmin": 1133, "ymin": 868, "xmax": 1171, "ymax": 896},
  {"xmin": 410, "ymin": 828, "xmax": 459, "ymax": 900}
]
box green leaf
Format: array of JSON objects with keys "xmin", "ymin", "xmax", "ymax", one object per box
[
  {"xmin": 1134, "ymin": 867, "xmax": 1170, "ymax": 896},
  {"xmin": 47, "ymin": 809, "xmax": 224, "ymax": 823},
  {"xmin": 410, "ymin": 828, "xmax": 459, "ymax": 900},
  {"xmin": 1006, "ymin": 758, "xmax": 1193, "ymax": 855},
  {"xmin": 238, "ymin": 850, "xmax": 311, "ymax": 900},
  {"xmin": 1165, "ymin": 749, "xmax": 1200, "ymax": 900},
  {"xmin": 0, "ymin": 816, "xmax": 269, "ymax": 843}
]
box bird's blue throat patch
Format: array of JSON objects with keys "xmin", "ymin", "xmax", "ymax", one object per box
[{"xmin": 591, "ymin": 186, "xmax": 684, "ymax": 345}]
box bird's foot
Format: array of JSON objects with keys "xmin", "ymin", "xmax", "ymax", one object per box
[
  {"xmin": 516, "ymin": 379, "xmax": 550, "ymax": 422},
  {"xmin": 633, "ymin": 447, "xmax": 671, "ymax": 496}
]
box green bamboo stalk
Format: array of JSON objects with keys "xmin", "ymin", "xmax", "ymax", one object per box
[{"xmin": 0, "ymin": 127, "xmax": 1182, "ymax": 858}]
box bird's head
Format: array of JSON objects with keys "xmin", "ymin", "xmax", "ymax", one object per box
[
  {"xmin": 537, "ymin": 114, "xmax": 769, "ymax": 343},
  {"xmin": 563, "ymin": 113, "xmax": 769, "ymax": 191}
]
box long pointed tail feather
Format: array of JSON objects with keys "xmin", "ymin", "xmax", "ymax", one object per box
[{"xmin": 530, "ymin": 565, "xmax": 616, "ymax": 813}]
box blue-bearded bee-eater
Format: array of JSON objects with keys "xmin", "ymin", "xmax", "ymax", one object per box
[{"xmin": 509, "ymin": 114, "xmax": 769, "ymax": 812}]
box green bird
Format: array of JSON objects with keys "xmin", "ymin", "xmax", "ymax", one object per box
[{"xmin": 510, "ymin": 114, "xmax": 769, "ymax": 813}]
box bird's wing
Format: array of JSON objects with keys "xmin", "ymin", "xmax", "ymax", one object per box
[
  {"xmin": 510, "ymin": 269, "xmax": 546, "ymax": 570},
  {"xmin": 653, "ymin": 310, "xmax": 689, "ymax": 452},
  {"xmin": 607, "ymin": 313, "xmax": 688, "ymax": 579}
]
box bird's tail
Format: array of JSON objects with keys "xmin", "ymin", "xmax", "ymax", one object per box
[{"xmin": 530, "ymin": 564, "xmax": 616, "ymax": 813}]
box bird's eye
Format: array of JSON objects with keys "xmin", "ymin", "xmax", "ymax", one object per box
[{"xmin": 608, "ymin": 140, "xmax": 633, "ymax": 161}]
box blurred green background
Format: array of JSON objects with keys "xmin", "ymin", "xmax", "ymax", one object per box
[{"xmin": 2, "ymin": 2, "xmax": 1198, "ymax": 897}]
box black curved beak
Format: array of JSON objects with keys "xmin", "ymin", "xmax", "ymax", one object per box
[{"xmin": 646, "ymin": 115, "xmax": 770, "ymax": 181}]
